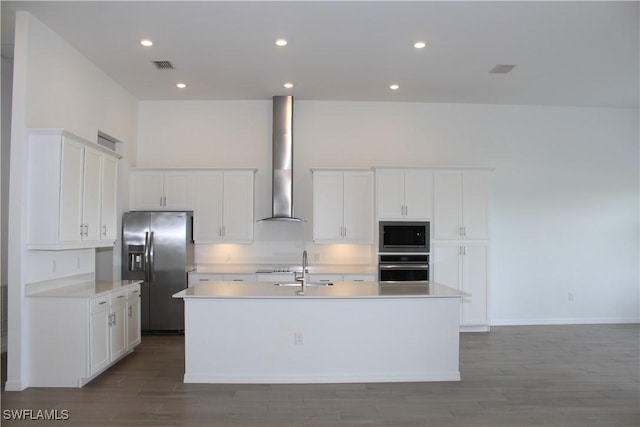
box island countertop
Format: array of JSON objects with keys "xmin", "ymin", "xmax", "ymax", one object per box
[{"xmin": 173, "ymin": 280, "xmax": 466, "ymax": 299}]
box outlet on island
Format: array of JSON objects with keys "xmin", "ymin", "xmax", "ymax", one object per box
[{"xmin": 294, "ymin": 331, "xmax": 304, "ymax": 345}]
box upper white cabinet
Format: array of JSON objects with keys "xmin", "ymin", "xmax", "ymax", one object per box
[
  {"xmin": 433, "ymin": 170, "xmax": 490, "ymax": 240},
  {"xmin": 27, "ymin": 129, "xmax": 121, "ymax": 249},
  {"xmin": 312, "ymin": 169, "xmax": 374, "ymax": 244},
  {"xmin": 130, "ymin": 170, "xmax": 193, "ymax": 210},
  {"xmin": 376, "ymin": 168, "xmax": 433, "ymax": 220},
  {"xmin": 192, "ymin": 170, "xmax": 255, "ymax": 243}
]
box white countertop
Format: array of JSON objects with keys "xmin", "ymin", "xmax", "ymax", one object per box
[
  {"xmin": 26, "ymin": 273, "xmax": 142, "ymax": 298},
  {"xmin": 174, "ymin": 280, "xmax": 465, "ymax": 299}
]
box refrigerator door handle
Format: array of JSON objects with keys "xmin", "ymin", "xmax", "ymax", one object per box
[
  {"xmin": 149, "ymin": 231, "xmax": 155, "ymax": 283},
  {"xmin": 144, "ymin": 231, "xmax": 150, "ymax": 283}
]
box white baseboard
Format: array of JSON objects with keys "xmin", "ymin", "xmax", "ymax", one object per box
[
  {"xmin": 491, "ymin": 317, "xmax": 640, "ymax": 326},
  {"xmin": 184, "ymin": 371, "xmax": 461, "ymax": 384}
]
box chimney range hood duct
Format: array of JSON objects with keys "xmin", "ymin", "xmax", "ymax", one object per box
[{"xmin": 260, "ymin": 96, "xmax": 304, "ymax": 222}]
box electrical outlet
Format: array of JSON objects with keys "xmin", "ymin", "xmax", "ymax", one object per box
[
  {"xmin": 294, "ymin": 331, "xmax": 303, "ymax": 345},
  {"xmin": 568, "ymin": 292, "xmax": 575, "ymax": 301}
]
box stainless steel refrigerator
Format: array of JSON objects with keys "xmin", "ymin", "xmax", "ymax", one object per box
[{"xmin": 121, "ymin": 211, "xmax": 194, "ymax": 332}]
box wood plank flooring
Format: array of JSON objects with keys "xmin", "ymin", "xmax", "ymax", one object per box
[{"xmin": 2, "ymin": 324, "xmax": 638, "ymax": 426}]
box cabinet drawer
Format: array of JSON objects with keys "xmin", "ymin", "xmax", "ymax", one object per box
[
  {"xmin": 90, "ymin": 295, "xmax": 109, "ymax": 313},
  {"xmin": 127, "ymin": 286, "xmax": 141, "ymax": 300},
  {"xmin": 110, "ymin": 290, "xmax": 127, "ymax": 304},
  {"xmin": 344, "ymin": 274, "xmax": 376, "ymax": 282}
]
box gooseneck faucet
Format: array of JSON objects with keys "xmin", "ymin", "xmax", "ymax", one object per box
[{"xmin": 297, "ymin": 250, "xmax": 308, "ymax": 295}]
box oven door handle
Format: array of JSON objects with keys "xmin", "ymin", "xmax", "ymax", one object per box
[{"xmin": 379, "ymin": 264, "xmax": 429, "ymax": 270}]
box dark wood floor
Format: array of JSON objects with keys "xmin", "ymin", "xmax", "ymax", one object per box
[{"xmin": 1, "ymin": 324, "xmax": 639, "ymax": 426}]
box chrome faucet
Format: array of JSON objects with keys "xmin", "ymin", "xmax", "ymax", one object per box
[{"xmin": 297, "ymin": 250, "xmax": 308, "ymax": 295}]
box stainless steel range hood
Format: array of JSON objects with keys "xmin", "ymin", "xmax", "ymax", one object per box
[{"xmin": 259, "ymin": 96, "xmax": 304, "ymax": 222}]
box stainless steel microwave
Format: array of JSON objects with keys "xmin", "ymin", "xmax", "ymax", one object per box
[{"xmin": 378, "ymin": 221, "xmax": 429, "ymax": 253}]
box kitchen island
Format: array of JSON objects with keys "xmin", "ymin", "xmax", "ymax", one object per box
[{"xmin": 173, "ymin": 281, "xmax": 465, "ymax": 384}]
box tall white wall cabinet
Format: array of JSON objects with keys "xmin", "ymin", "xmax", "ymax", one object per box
[
  {"xmin": 26, "ymin": 129, "xmax": 121, "ymax": 249},
  {"xmin": 375, "ymin": 167, "xmax": 492, "ymax": 332},
  {"xmin": 312, "ymin": 169, "xmax": 374, "ymax": 244}
]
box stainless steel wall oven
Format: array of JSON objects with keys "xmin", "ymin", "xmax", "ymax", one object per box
[{"xmin": 378, "ymin": 254, "xmax": 429, "ymax": 283}]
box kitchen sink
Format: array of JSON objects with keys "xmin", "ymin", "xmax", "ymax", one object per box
[{"xmin": 274, "ymin": 282, "xmax": 333, "ymax": 287}]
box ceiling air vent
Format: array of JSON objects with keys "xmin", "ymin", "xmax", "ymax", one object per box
[
  {"xmin": 489, "ymin": 64, "xmax": 516, "ymax": 74},
  {"xmin": 152, "ymin": 60, "xmax": 174, "ymax": 70}
]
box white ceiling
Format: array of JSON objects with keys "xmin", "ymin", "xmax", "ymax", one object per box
[{"xmin": 2, "ymin": 1, "xmax": 638, "ymax": 108}]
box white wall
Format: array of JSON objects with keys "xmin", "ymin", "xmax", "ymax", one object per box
[
  {"xmin": 6, "ymin": 12, "xmax": 138, "ymax": 390},
  {"xmin": 137, "ymin": 100, "xmax": 639, "ymax": 325}
]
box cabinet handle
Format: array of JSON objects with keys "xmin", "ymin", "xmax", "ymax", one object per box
[
  {"xmin": 163, "ymin": 196, "xmax": 167, "ymax": 206},
  {"xmin": 463, "ymin": 226, "xmax": 467, "ymax": 236},
  {"xmin": 98, "ymin": 301, "xmax": 107, "ymax": 305},
  {"xmin": 460, "ymin": 246, "xmax": 466, "ymax": 256},
  {"xmin": 199, "ymin": 278, "xmax": 209, "ymax": 281},
  {"xmin": 102, "ymin": 224, "xmax": 107, "ymax": 236},
  {"xmin": 112, "ymin": 313, "xmax": 116, "ymax": 326},
  {"xmin": 80, "ymin": 224, "xmax": 84, "ymax": 237},
  {"xmin": 128, "ymin": 305, "xmax": 132, "ymax": 317},
  {"xmin": 160, "ymin": 196, "xmax": 163, "ymax": 206},
  {"xmin": 118, "ymin": 295, "xmax": 125, "ymax": 299}
]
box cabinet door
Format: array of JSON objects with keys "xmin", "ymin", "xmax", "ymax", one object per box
[
  {"xmin": 461, "ymin": 242, "xmax": 489, "ymax": 326},
  {"xmin": 101, "ymin": 154, "xmax": 118, "ymax": 241},
  {"xmin": 404, "ymin": 169, "xmax": 433, "ymax": 219},
  {"xmin": 59, "ymin": 138, "xmax": 85, "ymax": 242},
  {"xmin": 462, "ymin": 171, "xmax": 490, "ymax": 239},
  {"xmin": 193, "ymin": 172, "xmax": 224, "ymax": 242},
  {"xmin": 222, "ymin": 171, "xmax": 254, "ymax": 242},
  {"xmin": 433, "ymin": 171, "xmax": 463, "ymax": 239},
  {"xmin": 376, "ymin": 169, "xmax": 405, "ymax": 219},
  {"xmin": 89, "ymin": 302, "xmax": 110, "ymax": 375},
  {"xmin": 109, "ymin": 293, "xmax": 128, "ymax": 361},
  {"xmin": 82, "ymin": 147, "xmax": 103, "ymax": 241},
  {"xmin": 163, "ymin": 172, "xmax": 193, "ymax": 209},
  {"xmin": 313, "ymin": 171, "xmax": 345, "ymax": 242},
  {"xmin": 343, "ymin": 171, "xmax": 374, "ymax": 243},
  {"xmin": 432, "ymin": 242, "xmax": 464, "ymax": 323},
  {"xmin": 131, "ymin": 171, "xmax": 164, "ymax": 210},
  {"xmin": 127, "ymin": 287, "xmax": 141, "ymax": 349}
]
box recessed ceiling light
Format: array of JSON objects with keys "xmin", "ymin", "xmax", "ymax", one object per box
[
  {"xmin": 413, "ymin": 41, "xmax": 426, "ymax": 49},
  {"xmin": 283, "ymin": 83, "xmax": 294, "ymax": 89},
  {"xmin": 275, "ymin": 39, "xmax": 288, "ymax": 47},
  {"xmin": 176, "ymin": 83, "xmax": 186, "ymax": 89},
  {"xmin": 389, "ymin": 84, "xmax": 400, "ymax": 90},
  {"xmin": 140, "ymin": 39, "xmax": 153, "ymax": 47}
]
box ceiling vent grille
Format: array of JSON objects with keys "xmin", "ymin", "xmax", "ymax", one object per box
[
  {"xmin": 489, "ymin": 64, "xmax": 516, "ymax": 74},
  {"xmin": 152, "ymin": 60, "xmax": 174, "ymax": 70}
]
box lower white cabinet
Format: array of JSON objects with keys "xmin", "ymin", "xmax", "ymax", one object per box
[
  {"xmin": 28, "ymin": 282, "xmax": 142, "ymax": 387},
  {"xmin": 189, "ymin": 273, "xmax": 258, "ymax": 286},
  {"xmin": 432, "ymin": 241, "xmax": 489, "ymax": 331},
  {"xmin": 127, "ymin": 287, "xmax": 142, "ymax": 348}
]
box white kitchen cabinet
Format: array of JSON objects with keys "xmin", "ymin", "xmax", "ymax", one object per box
[
  {"xmin": 28, "ymin": 281, "xmax": 141, "ymax": 387},
  {"xmin": 376, "ymin": 168, "xmax": 433, "ymax": 220},
  {"xmin": 432, "ymin": 241, "xmax": 489, "ymax": 331},
  {"xmin": 433, "ymin": 170, "xmax": 490, "ymax": 240},
  {"xmin": 109, "ymin": 290, "xmax": 128, "ymax": 361},
  {"xmin": 342, "ymin": 274, "xmax": 377, "ymax": 282},
  {"xmin": 193, "ymin": 170, "xmax": 256, "ymax": 243},
  {"xmin": 127, "ymin": 287, "xmax": 141, "ymax": 349},
  {"xmin": 89, "ymin": 295, "xmax": 110, "ymax": 376},
  {"xmin": 100, "ymin": 154, "xmax": 119, "ymax": 241},
  {"xmin": 130, "ymin": 170, "xmax": 193, "ymax": 210},
  {"xmin": 312, "ymin": 170, "xmax": 374, "ymax": 244},
  {"xmin": 189, "ymin": 273, "xmax": 257, "ymax": 285},
  {"xmin": 27, "ymin": 129, "xmax": 121, "ymax": 249}
]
